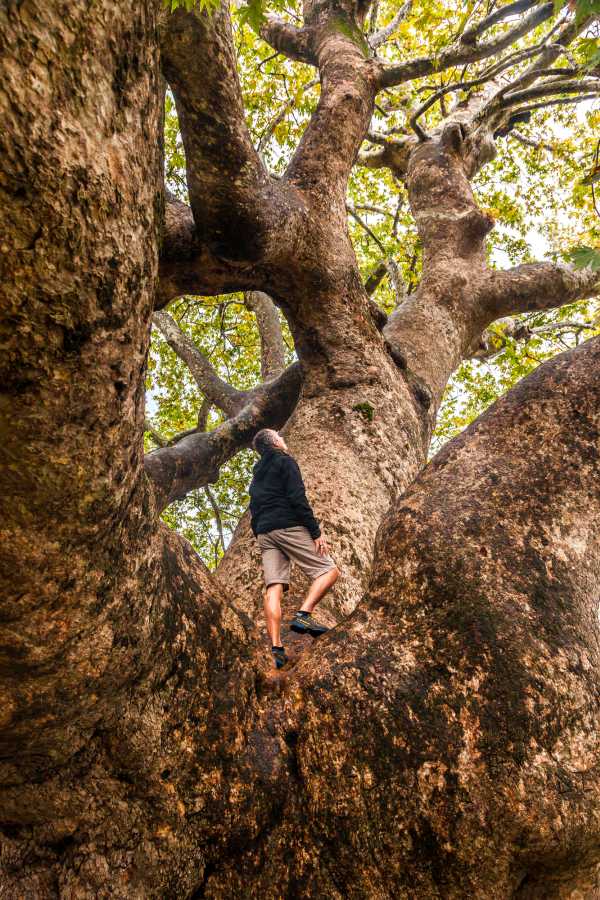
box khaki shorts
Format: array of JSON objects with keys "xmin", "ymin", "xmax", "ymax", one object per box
[{"xmin": 257, "ymin": 526, "xmax": 337, "ymax": 592}]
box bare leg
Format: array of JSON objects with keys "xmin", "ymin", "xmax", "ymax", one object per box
[
  {"xmin": 264, "ymin": 583, "xmax": 284, "ymax": 646},
  {"xmin": 300, "ymin": 567, "xmax": 340, "ymax": 614}
]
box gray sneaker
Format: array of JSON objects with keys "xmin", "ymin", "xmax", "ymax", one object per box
[{"xmin": 290, "ymin": 612, "xmax": 328, "ymax": 637}]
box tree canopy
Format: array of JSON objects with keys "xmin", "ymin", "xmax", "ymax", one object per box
[{"xmin": 147, "ymin": 0, "xmax": 600, "ymax": 564}]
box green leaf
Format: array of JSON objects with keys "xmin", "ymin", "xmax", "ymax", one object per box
[
  {"xmin": 568, "ymin": 245, "xmax": 600, "ymax": 270},
  {"xmin": 239, "ymin": 0, "xmax": 266, "ymax": 34},
  {"xmin": 574, "ymin": 0, "xmax": 600, "ymax": 23},
  {"xmin": 163, "ymin": 0, "xmax": 219, "ymax": 12}
]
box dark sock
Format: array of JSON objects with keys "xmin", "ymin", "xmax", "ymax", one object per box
[
  {"xmin": 295, "ymin": 610, "xmax": 309, "ymax": 617},
  {"xmin": 272, "ymin": 645, "xmax": 284, "ymax": 651}
]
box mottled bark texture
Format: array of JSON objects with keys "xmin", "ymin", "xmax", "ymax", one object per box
[
  {"xmin": 2, "ymin": 0, "xmax": 600, "ymax": 895},
  {"xmin": 209, "ymin": 339, "xmax": 600, "ymax": 899},
  {"xmin": 0, "ymin": 0, "xmax": 162, "ymax": 774},
  {"xmin": 244, "ymin": 292, "xmax": 286, "ymax": 381},
  {"xmin": 0, "ymin": 4, "xmax": 264, "ymax": 896}
]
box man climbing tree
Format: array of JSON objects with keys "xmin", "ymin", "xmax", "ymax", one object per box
[
  {"xmin": 249, "ymin": 427, "xmax": 340, "ymax": 668},
  {"xmin": 1, "ymin": 0, "xmax": 600, "ymax": 896}
]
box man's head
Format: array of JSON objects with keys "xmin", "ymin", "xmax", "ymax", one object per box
[{"xmin": 252, "ymin": 429, "xmax": 288, "ymax": 456}]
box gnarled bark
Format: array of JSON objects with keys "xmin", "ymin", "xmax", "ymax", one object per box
[
  {"xmin": 2, "ymin": 0, "xmax": 600, "ymax": 895},
  {"xmin": 208, "ymin": 337, "xmax": 600, "ymax": 899}
]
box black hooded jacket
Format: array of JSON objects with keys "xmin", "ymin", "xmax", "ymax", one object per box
[{"xmin": 249, "ymin": 447, "xmax": 321, "ymax": 539}]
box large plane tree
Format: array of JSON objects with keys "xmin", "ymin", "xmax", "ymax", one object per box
[{"xmin": 1, "ymin": 0, "xmax": 600, "ymax": 896}]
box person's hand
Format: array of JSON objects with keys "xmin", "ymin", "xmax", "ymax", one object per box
[{"xmin": 314, "ymin": 536, "xmax": 328, "ymax": 556}]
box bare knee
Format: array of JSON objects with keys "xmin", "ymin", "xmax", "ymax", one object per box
[
  {"xmin": 265, "ymin": 583, "xmax": 284, "ymax": 602},
  {"xmin": 331, "ymin": 565, "xmax": 341, "ymax": 582}
]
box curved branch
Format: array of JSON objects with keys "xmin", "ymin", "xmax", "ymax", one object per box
[
  {"xmin": 498, "ymin": 11, "xmax": 598, "ymax": 96},
  {"xmin": 471, "ymin": 10, "xmax": 599, "ymax": 132},
  {"xmin": 379, "ymin": 1, "xmax": 555, "ymax": 88},
  {"xmin": 369, "ymin": 1, "xmax": 412, "ymax": 49},
  {"xmin": 259, "ymin": 16, "xmax": 316, "ymax": 65},
  {"xmin": 159, "ymin": 3, "xmax": 304, "ymax": 285},
  {"xmin": 407, "ymin": 49, "xmax": 558, "ymax": 137},
  {"xmin": 459, "ymin": 0, "xmax": 538, "ymax": 45},
  {"xmin": 482, "ymin": 261, "xmax": 600, "ymax": 321},
  {"xmin": 144, "ymin": 363, "xmax": 302, "ymax": 511},
  {"xmin": 499, "ymin": 77, "xmax": 600, "ymax": 108},
  {"xmin": 157, "ymin": 195, "xmax": 269, "ymax": 307},
  {"xmin": 244, "ymin": 291, "xmax": 287, "ymax": 380},
  {"xmin": 160, "ymin": 6, "xmax": 266, "ymax": 246},
  {"xmin": 497, "ymin": 91, "xmax": 600, "ymax": 117},
  {"xmin": 153, "ymin": 311, "xmax": 244, "ymax": 416},
  {"xmin": 284, "ymin": 15, "xmax": 378, "ymax": 201}
]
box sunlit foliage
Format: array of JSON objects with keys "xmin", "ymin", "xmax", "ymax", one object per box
[{"xmin": 150, "ymin": 0, "xmax": 600, "ymax": 564}]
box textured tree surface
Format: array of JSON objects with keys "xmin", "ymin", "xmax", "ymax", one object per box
[{"xmin": 1, "ymin": 0, "xmax": 599, "ymax": 897}]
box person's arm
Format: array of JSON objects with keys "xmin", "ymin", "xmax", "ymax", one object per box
[
  {"xmin": 249, "ymin": 495, "xmax": 258, "ymax": 537},
  {"xmin": 280, "ymin": 455, "xmax": 321, "ymax": 539}
]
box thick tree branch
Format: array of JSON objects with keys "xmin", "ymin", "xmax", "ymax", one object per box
[
  {"xmin": 385, "ymin": 254, "xmax": 600, "ymax": 413},
  {"xmin": 157, "ymin": 195, "xmax": 268, "ymax": 307},
  {"xmin": 359, "ymin": 83, "xmax": 498, "ymax": 179},
  {"xmin": 153, "ymin": 311, "xmax": 244, "ymax": 416},
  {"xmin": 160, "ymin": 6, "xmax": 265, "ymax": 251},
  {"xmin": 259, "ymin": 16, "xmax": 316, "ymax": 65},
  {"xmin": 144, "ymin": 363, "xmax": 302, "ymax": 510},
  {"xmin": 482, "ymin": 261, "xmax": 600, "ymax": 321},
  {"xmin": 379, "ymin": 1, "xmax": 555, "ymax": 88},
  {"xmin": 159, "ymin": 3, "xmax": 304, "ymax": 288},
  {"xmin": 244, "ymin": 291, "xmax": 287, "ymax": 380},
  {"xmin": 284, "ymin": 13, "xmax": 378, "ymax": 203}
]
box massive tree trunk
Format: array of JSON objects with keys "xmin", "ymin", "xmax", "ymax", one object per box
[
  {"xmin": 2, "ymin": 0, "xmax": 600, "ymax": 896},
  {"xmin": 208, "ymin": 336, "xmax": 600, "ymax": 899},
  {"xmin": 217, "ymin": 278, "xmax": 428, "ymax": 626}
]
